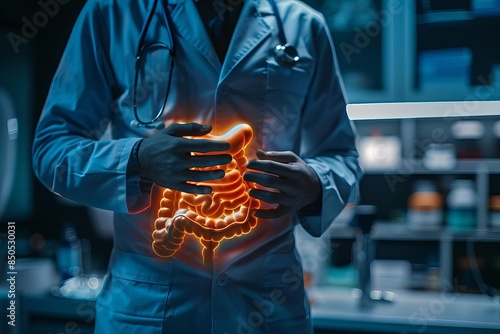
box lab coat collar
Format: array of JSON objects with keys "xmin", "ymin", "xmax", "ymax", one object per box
[
  {"xmin": 169, "ymin": 0, "xmax": 222, "ymax": 72},
  {"xmin": 168, "ymin": 0, "xmax": 273, "ymax": 80},
  {"xmin": 220, "ymin": 0, "xmax": 273, "ymax": 81}
]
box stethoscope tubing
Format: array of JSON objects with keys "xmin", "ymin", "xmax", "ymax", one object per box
[
  {"xmin": 133, "ymin": 0, "xmax": 174, "ymax": 128},
  {"xmin": 267, "ymin": 0, "xmax": 287, "ymax": 47},
  {"xmin": 136, "ymin": 0, "xmax": 175, "ymax": 59},
  {"xmin": 133, "ymin": 0, "xmax": 298, "ymax": 128}
]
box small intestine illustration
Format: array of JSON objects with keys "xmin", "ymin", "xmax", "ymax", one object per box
[{"xmin": 152, "ymin": 124, "xmax": 261, "ymax": 265}]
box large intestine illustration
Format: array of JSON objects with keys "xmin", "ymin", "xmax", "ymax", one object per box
[{"xmin": 152, "ymin": 124, "xmax": 261, "ymax": 264}]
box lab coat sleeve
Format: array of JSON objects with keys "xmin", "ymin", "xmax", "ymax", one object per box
[
  {"xmin": 32, "ymin": 0, "xmax": 145, "ymax": 214},
  {"xmin": 297, "ymin": 15, "xmax": 363, "ymax": 237}
]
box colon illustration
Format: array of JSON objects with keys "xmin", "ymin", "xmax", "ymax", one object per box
[{"xmin": 152, "ymin": 124, "xmax": 262, "ymax": 265}]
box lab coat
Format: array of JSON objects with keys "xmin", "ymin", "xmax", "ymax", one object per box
[{"xmin": 32, "ymin": 0, "xmax": 362, "ymax": 333}]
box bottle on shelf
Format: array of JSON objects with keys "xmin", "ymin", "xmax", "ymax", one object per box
[
  {"xmin": 446, "ymin": 179, "xmax": 477, "ymax": 230},
  {"xmin": 407, "ymin": 180, "xmax": 443, "ymax": 230},
  {"xmin": 494, "ymin": 121, "xmax": 500, "ymax": 159},
  {"xmin": 451, "ymin": 120, "xmax": 484, "ymax": 159},
  {"xmin": 57, "ymin": 223, "xmax": 83, "ymax": 282},
  {"xmin": 490, "ymin": 196, "xmax": 500, "ymax": 228}
]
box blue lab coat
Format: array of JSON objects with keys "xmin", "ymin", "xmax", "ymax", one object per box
[{"xmin": 32, "ymin": 0, "xmax": 362, "ymax": 333}]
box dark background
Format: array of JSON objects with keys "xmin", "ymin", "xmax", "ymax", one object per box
[{"xmin": 0, "ymin": 0, "xmax": 110, "ymax": 271}]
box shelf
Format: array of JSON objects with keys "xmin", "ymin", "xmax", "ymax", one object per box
[
  {"xmin": 329, "ymin": 223, "xmax": 500, "ymax": 242},
  {"xmin": 417, "ymin": 10, "xmax": 500, "ymax": 25},
  {"xmin": 362, "ymin": 159, "xmax": 500, "ymax": 175},
  {"xmin": 417, "ymin": 11, "xmax": 474, "ymax": 24},
  {"xmin": 348, "ymin": 101, "xmax": 500, "ymax": 120}
]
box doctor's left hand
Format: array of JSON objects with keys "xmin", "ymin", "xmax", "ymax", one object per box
[
  {"xmin": 137, "ymin": 123, "xmax": 232, "ymax": 194},
  {"xmin": 244, "ymin": 150, "xmax": 321, "ymax": 219}
]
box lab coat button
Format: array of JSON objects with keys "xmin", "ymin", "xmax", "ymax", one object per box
[{"xmin": 216, "ymin": 273, "xmax": 229, "ymax": 287}]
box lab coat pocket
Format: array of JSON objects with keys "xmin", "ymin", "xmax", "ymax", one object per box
[
  {"xmin": 266, "ymin": 61, "xmax": 310, "ymax": 97},
  {"xmin": 94, "ymin": 250, "xmax": 174, "ymax": 333},
  {"xmin": 263, "ymin": 62, "xmax": 310, "ymax": 150},
  {"xmin": 99, "ymin": 273, "xmax": 171, "ymax": 316},
  {"xmin": 262, "ymin": 253, "xmax": 311, "ymax": 334}
]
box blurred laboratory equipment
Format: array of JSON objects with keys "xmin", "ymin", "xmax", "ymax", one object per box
[
  {"xmin": 446, "ymin": 179, "xmax": 477, "ymax": 230},
  {"xmin": 407, "ymin": 180, "xmax": 443, "ymax": 230},
  {"xmin": 57, "ymin": 223, "xmax": 83, "ymax": 281},
  {"xmin": 490, "ymin": 196, "xmax": 500, "ymax": 228},
  {"xmin": 423, "ymin": 143, "xmax": 456, "ymax": 171},
  {"xmin": 495, "ymin": 120, "xmax": 500, "ymax": 158},
  {"xmin": 295, "ymin": 204, "xmax": 356, "ymax": 289},
  {"xmin": 358, "ymin": 135, "xmax": 401, "ymax": 170},
  {"xmin": 451, "ymin": 120, "xmax": 484, "ymax": 159},
  {"xmin": 352, "ymin": 205, "xmax": 397, "ymax": 307},
  {"xmin": 15, "ymin": 258, "xmax": 59, "ymax": 295},
  {"xmin": 353, "ymin": 205, "xmax": 376, "ymax": 307},
  {"xmin": 0, "ymin": 88, "xmax": 18, "ymax": 220}
]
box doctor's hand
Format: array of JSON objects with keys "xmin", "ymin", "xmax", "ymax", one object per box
[
  {"xmin": 244, "ymin": 150, "xmax": 321, "ymax": 219},
  {"xmin": 137, "ymin": 123, "xmax": 232, "ymax": 194}
]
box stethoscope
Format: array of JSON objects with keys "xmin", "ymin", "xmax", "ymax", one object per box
[{"xmin": 131, "ymin": 0, "xmax": 300, "ymax": 129}]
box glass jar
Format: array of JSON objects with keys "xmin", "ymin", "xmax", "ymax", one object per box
[
  {"xmin": 446, "ymin": 179, "xmax": 477, "ymax": 230},
  {"xmin": 451, "ymin": 121, "xmax": 484, "ymax": 159},
  {"xmin": 490, "ymin": 195, "xmax": 500, "ymax": 228},
  {"xmin": 407, "ymin": 180, "xmax": 443, "ymax": 230}
]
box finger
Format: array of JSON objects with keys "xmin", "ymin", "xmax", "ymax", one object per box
[
  {"xmin": 182, "ymin": 169, "xmax": 226, "ymax": 183},
  {"xmin": 165, "ymin": 122, "xmax": 212, "ymax": 137},
  {"xmin": 246, "ymin": 159, "xmax": 295, "ymax": 178},
  {"xmin": 244, "ymin": 172, "xmax": 283, "ymax": 190},
  {"xmin": 189, "ymin": 154, "xmax": 232, "ymax": 168},
  {"xmin": 184, "ymin": 138, "xmax": 231, "ymax": 153},
  {"xmin": 248, "ymin": 188, "xmax": 282, "ymax": 204},
  {"xmin": 256, "ymin": 150, "xmax": 299, "ymax": 163},
  {"xmin": 156, "ymin": 180, "xmax": 212, "ymax": 194},
  {"xmin": 254, "ymin": 206, "xmax": 289, "ymax": 219},
  {"xmin": 175, "ymin": 182, "xmax": 212, "ymax": 194},
  {"xmin": 245, "ymin": 171, "xmax": 300, "ymax": 197}
]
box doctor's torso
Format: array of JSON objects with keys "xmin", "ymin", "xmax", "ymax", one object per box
[{"xmin": 95, "ymin": 0, "xmax": 318, "ymax": 268}]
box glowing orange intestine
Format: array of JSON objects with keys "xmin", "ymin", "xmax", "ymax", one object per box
[{"xmin": 152, "ymin": 124, "xmax": 261, "ymax": 264}]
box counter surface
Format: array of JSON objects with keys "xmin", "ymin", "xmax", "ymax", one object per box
[
  {"xmin": 4, "ymin": 285, "xmax": 500, "ymax": 333},
  {"xmin": 310, "ymin": 286, "xmax": 500, "ymax": 334}
]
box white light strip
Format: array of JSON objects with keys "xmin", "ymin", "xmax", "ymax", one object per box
[{"xmin": 347, "ymin": 101, "xmax": 500, "ymax": 120}]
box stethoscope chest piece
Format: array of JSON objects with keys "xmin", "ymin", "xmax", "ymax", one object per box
[{"xmin": 274, "ymin": 44, "xmax": 299, "ymax": 67}]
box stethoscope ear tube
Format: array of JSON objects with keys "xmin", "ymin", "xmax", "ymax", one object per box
[{"xmin": 268, "ymin": 0, "xmax": 299, "ymax": 67}]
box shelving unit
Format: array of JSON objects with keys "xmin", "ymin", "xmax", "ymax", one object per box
[
  {"xmin": 302, "ymin": 0, "xmax": 500, "ymax": 293},
  {"xmin": 304, "ymin": 0, "xmax": 500, "ymax": 102},
  {"xmin": 355, "ymin": 115, "xmax": 500, "ymax": 290}
]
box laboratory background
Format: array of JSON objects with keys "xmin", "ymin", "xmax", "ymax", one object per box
[{"xmin": 1, "ymin": 0, "xmax": 500, "ymax": 333}]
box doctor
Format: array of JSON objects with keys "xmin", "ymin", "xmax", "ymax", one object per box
[{"xmin": 32, "ymin": 0, "xmax": 362, "ymax": 333}]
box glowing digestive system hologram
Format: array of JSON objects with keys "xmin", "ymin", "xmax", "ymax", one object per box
[{"xmin": 152, "ymin": 124, "xmax": 262, "ymax": 264}]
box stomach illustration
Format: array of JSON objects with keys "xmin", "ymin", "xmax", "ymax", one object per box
[{"xmin": 152, "ymin": 124, "xmax": 262, "ymax": 264}]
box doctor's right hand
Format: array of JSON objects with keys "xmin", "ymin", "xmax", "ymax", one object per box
[{"xmin": 137, "ymin": 123, "xmax": 232, "ymax": 194}]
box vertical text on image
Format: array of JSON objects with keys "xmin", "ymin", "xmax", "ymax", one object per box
[{"xmin": 6, "ymin": 222, "xmax": 17, "ymax": 327}]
